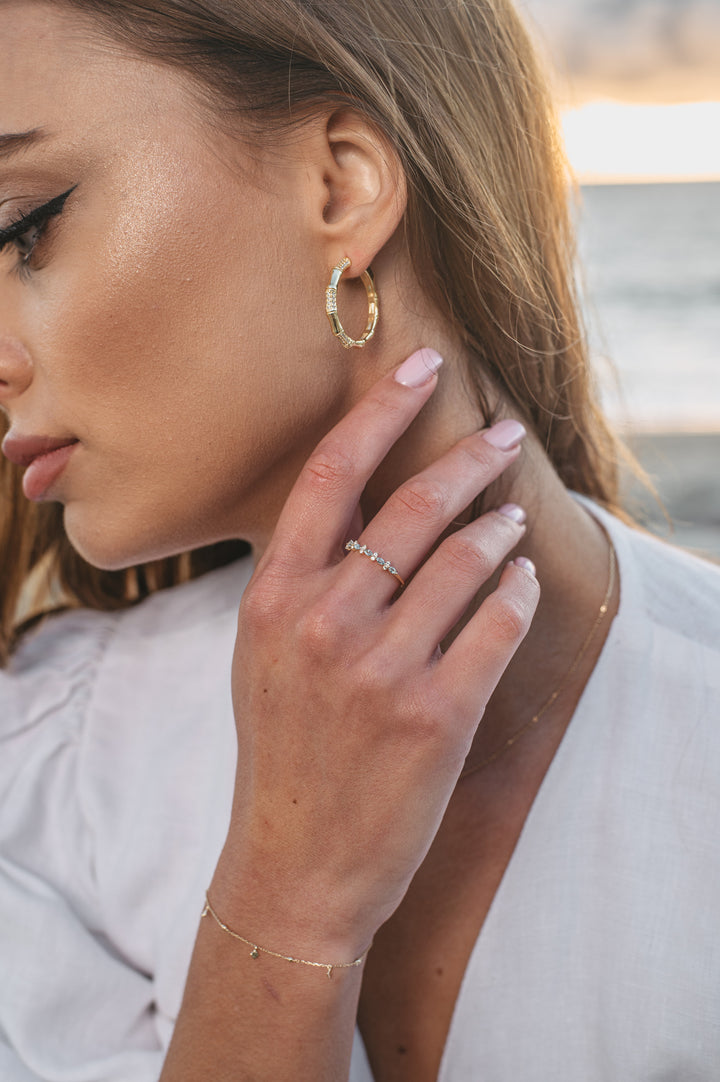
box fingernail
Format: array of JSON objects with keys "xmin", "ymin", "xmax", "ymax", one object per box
[
  {"xmin": 482, "ymin": 419, "xmax": 527, "ymax": 451},
  {"xmin": 497, "ymin": 503, "xmax": 527, "ymax": 525},
  {"xmin": 394, "ymin": 348, "xmax": 444, "ymax": 388},
  {"xmin": 512, "ymin": 556, "xmax": 536, "ymax": 576}
]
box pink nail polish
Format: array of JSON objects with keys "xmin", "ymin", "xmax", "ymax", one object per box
[
  {"xmin": 497, "ymin": 503, "xmax": 527, "ymax": 525},
  {"xmin": 482, "ymin": 419, "xmax": 527, "ymax": 451},
  {"xmin": 512, "ymin": 556, "xmax": 536, "ymax": 576},
  {"xmin": 394, "ymin": 348, "xmax": 444, "ymax": 388}
]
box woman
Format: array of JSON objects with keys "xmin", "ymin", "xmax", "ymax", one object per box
[{"xmin": 0, "ymin": 1, "xmax": 718, "ymax": 1079}]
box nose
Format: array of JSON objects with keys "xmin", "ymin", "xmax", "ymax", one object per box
[{"xmin": 0, "ymin": 335, "xmax": 34, "ymax": 403}]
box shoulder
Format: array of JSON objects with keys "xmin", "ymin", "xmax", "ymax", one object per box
[
  {"xmin": 625, "ymin": 525, "xmax": 720, "ymax": 653},
  {"xmin": 567, "ymin": 505, "xmax": 720, "ymax": 904},
  {"xmin": 3, "ymin": 554, "xmax": 253, "ymax": 715},
  {"xmin": 0, "ymin": 556, "xmax": 252, "ymax": 890},
  {"xmin": 80, "ymin": 554, "xmax": 253, "ymax": 745},
  {"xmin": 1, "ymin": 553, "xmax": 253, "ymax": 761},
  {"xmin": 0, "ymin": 558, "xmax": 253, "ymax": 1081},
  {"xmin": 578, "ymin": 496, "xmax": 720, "ymax": 656},
  {"xmin": 575, "ymin": 497, "xmax": 720, "ymax": 782}
]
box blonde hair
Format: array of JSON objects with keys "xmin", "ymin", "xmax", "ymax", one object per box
[{"xmin": 0, "ymin": 0, "xmax": 628, "ymax": 664}]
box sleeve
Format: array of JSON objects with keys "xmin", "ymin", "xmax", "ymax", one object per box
[{"xmin": 0, "ymin": 611, "xmax": 165, "ymax": 1082}]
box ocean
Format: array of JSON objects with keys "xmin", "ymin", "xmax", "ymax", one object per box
[{"xmin": 575, "ymin": 181, "xmax": 720, "ymax": 432}]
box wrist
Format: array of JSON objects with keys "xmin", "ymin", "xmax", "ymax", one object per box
[
  {"xmin": 210, "ymin": 840, "xmax": 377, "ymax": 964},
  {"xmin": 201, "ymin": 892, "xmax": 371, "ymax": 979}
]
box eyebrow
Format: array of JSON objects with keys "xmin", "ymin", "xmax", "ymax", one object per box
[{"xmin": 0, "ymin": 128, "xmax": 50, "ymax": 161}]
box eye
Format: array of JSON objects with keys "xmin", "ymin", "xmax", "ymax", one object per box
[
  {"xmin": 11, "ymin": 220, "xmax": 45, "ymax": 260},
  {"xmin": 0, "ymin": 185, "xmax": 77, "ymax": 276}
]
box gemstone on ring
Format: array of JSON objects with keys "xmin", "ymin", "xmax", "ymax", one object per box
[{"xmin": 344, "ymin": 540, "xmax": 406, "ymax": 589}]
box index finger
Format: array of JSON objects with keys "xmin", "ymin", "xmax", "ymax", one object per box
[{"xmin": 270, "ymin": 348, "xmax": 444, "ymax": 565}]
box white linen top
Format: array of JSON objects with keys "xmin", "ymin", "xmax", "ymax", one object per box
[{"xmin": 1, "ymin": 499, "xmax": 719, "ymax": 1081}]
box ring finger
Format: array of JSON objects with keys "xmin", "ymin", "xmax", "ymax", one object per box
[
  {"xmin": 340, "ymin": 418, "xmax": 526, "ymax": 602},
  {"xmin": 384, "ymin": 506, "xmax": 529, "ymax": 663}
]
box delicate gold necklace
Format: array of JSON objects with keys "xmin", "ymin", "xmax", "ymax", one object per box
[{"xmin": 458, "ymin": 539, "xmax": 617, "ymax": 782}]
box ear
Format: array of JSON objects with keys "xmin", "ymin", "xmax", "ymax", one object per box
[{"xmin": 307, "ymin": 108, "xmax": 407, "ymax": 277}]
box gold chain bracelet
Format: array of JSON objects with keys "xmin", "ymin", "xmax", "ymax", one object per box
[{"xmin": 202, "ymin": 894, "xmax": 372, "ymax": 979}]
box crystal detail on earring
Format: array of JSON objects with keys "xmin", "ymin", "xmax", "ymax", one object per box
[{"xmin": 325, "ymin": 257, "xmax": 379, "ymax": 349}]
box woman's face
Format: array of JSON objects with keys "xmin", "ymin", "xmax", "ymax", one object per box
[{"xmin": 0, "ymin": 3, "xmax": 367, "ymax": 567}]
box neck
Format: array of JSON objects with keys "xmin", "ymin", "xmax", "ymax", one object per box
[{"xmin": 356, "ymin": 347, "xmax": 618, "ymax": 776}]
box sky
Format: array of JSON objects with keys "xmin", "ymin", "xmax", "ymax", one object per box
[
  {"xmin": 521, "ymin": 0, "xmax": 720, "ymax": 104},
  {"xmin": 520, "ymin": 0, "xmax": 720, "ymax": 181}
]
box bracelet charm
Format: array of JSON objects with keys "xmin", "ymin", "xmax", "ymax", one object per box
[{"xmin": 202, "ymin": 895, "xmax": 371, "ymax": 979}]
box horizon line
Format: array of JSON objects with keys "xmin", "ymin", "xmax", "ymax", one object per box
[{"xmin": 576, "ymin": 173, "xmax": 720, "ymax": 186}]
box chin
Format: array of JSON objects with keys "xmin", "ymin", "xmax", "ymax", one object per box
[{"xmin": 62, "ymin": 502, "xmax": 201, "ymax": 572}]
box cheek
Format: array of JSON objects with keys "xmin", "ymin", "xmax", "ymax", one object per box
[
  {"xmin": 40, "ymin": 175, "xmax": 346, "ymax": 566},
  {"xmin": 56, "ymin": 203, "xmax": 238, "ymax": 424},
  {"xmin": 46, "ymin": 167, "xmax": 318, "ymax": 443}
]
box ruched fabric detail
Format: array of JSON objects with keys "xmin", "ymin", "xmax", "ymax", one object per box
[{"xmin": 0, "ymin": 557, "xmax": 253, "ymax": 1081}]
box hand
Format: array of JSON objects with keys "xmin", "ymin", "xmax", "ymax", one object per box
[{"xmin": 219, "ymin": 350, "xmax": 540, "ymax": 961}]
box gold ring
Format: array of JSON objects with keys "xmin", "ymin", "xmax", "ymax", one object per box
[{"xmin": 345, "ymin": 540, "xmax": 405, "ymax": 588}]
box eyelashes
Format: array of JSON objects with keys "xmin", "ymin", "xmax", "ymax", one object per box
[{"xmin": 0, "ymin": 184, "xmax": 78, "ymax": 278}]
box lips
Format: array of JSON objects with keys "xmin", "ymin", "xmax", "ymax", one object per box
[
  {"xmin": 1, "ymin": 434, "xmax": 79, "ymax": 468},
  {"xmin": 1, "ymin": 433, "xmax": 81, "ymax": 502}
]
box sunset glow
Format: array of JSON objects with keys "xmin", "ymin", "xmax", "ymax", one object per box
[{"xmin": 561, "ymin": 100, "xmax": 720, "ymax": 184}]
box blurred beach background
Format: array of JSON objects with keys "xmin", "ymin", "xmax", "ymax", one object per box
[{"xmin": 523, "ymin": 0, "xmax": 720, "ymax": 559}]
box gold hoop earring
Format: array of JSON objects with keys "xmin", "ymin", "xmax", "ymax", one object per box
[{"xmin": 325, "ymin": 257, "xmax": 379, "ymax": 349}]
